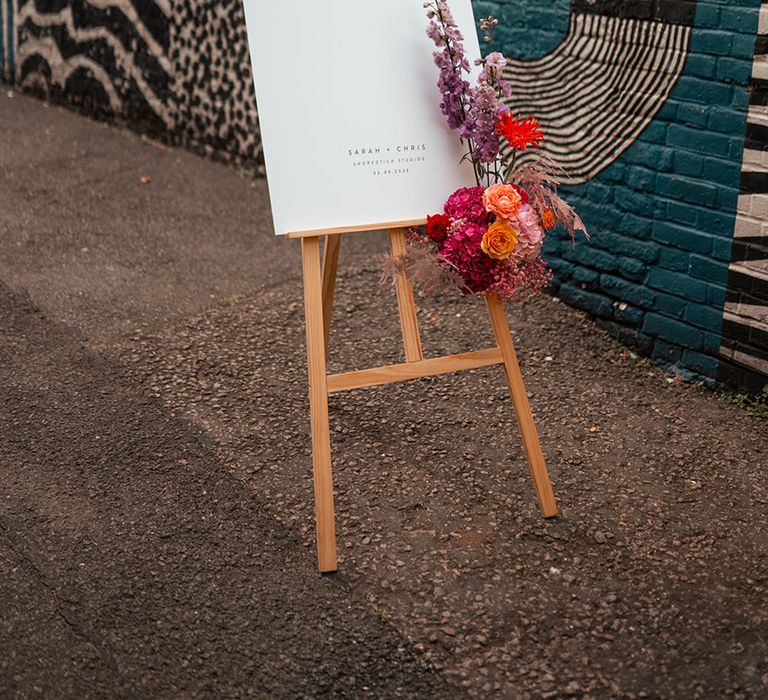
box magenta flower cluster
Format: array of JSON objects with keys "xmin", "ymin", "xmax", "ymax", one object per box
[
  {"xmin": 443, "ymin": 186, "xmax": 490, "ymax": 223},
  {"xmin": 433, "ymin": 188, "xmax": 552, "ymax": 300}
]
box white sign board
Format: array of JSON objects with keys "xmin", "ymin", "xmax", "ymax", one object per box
[{"xmin": 243, "ymin": 0, "xmax": 481, "ymax": 236}]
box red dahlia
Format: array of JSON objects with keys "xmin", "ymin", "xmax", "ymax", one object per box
[
  {"xmin": 511, "ymin": 184, "xmax": 529, "ymax": 205},
  {"xmin": 426, "ymin": 213, "xmax": 451, "ymax": 242}
]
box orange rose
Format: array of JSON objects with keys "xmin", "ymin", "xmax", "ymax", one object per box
[
  {"xmin": 481, "ymin": 221, "xmax": 519, "ymax": 260},
  {"xmin": 482, "ymin": 184, "xmax": 522, "ymax": 220},
  {"xmin": 542, "ymin": 209, "xmax": 555, "ymax": 230}
]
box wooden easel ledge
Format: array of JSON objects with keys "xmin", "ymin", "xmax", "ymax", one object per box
[{"xmin": 285, "ymin": 219, "xmax": 428, "ymax": 239}]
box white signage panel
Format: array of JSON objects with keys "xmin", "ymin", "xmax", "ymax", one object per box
[{"xmin": 243, "ymin": 0, "xmax": 481, "ymax": 236}]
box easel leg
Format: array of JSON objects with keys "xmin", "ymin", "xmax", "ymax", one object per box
[
  {"xmin": 388, "ymin": 228, "xmax": 424, "ymax": 362},
  {"xmin": 301, "ymin": 237, "xmax": 338, "ymax": 572},
  {"xmin": 321, "ymin": 235, "xmax": 341, "ymax": 354},
  {"xmin": 485, "ymin": 294, "xmax": 558, "ymax": 518}
]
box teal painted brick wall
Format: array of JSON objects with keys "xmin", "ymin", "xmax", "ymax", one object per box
[
  {"xmin": 473, "ymin": 0, "xmax": 571, "ymax": 59},
  {"xmin": 478, "ymin": 0, "xmax": 763, "ymax": 386}
]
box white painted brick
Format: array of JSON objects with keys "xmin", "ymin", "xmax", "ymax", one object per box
[
  {"xmin": 737, "ymin": 194, "xmax": 753, "ymax": 216},
  {"xmin": 742, "ymin": 149, "xmax": 764, "ymax": 168},
  {"xmin": 735, "ymin": 216, "xmax": 762, "ymax": 237},
  {"xmin": 750, "ymin": 194, "xmax": 768, "ymax": 219},
  {"xmin": 760, "ymin": 4, "xmax": 768, "ymax": 34}
]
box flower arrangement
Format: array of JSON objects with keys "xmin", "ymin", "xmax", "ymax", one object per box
[{"xmin": 403, "ymin": 1, "xmax": 586, "ymax": 302}]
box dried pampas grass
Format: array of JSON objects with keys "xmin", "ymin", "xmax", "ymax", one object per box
[
  {"xmin": 381, "ymin": 230, "xmax": 468, "ymax": 297},
  {"xmin": 513, "ymin": 154, "xmax": 588, "ymax": 240}
]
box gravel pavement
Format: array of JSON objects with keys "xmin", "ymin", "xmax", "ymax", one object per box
[{"xmin": 2, "ymin": 91, "xmax": 768, "ymax": 698}]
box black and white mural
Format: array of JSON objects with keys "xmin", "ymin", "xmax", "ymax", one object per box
[
  {"xmin": 4, "ymin": 0, "xmax": 717, "ymax": 186},
  {"xmin": 502, "ymin": 0, "xmax": 694, "ymax": 183},
  {"xmin": 168, "ymin": 0, "xmax": 260, "ymax": 166},
  {"xmin": 14, "ymin": 0, "xmax": 261, "ymax": 167},
  {"xmin": 12, "ymin": 0, "xmax": 695, "ymax": 183},
  {"xmin": 16, "ymin": 0, "xmax": 173, "ymax": 134}
]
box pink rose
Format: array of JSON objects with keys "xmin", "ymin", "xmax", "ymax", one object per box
[{"xmin": 482, "ymin": 184, "xmax": 522, "ymax": 221}]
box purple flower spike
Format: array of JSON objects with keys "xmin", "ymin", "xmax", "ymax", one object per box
[{"xmin": 425, "ymin": 1, "xmax": 472, "ymax": 133}]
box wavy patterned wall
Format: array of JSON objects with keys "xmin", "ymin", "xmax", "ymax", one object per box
[
  {"xmin": 502, "ymin": 12, "xmax": 691, "ymax": 183},
  {"xmin": 720, "ymin": 1, "xmax": 768, "ymax": 390},
  {"xmin": 11, "ymin": 0, "xmax": 261, "ymax": 169},
  {"xmin": 16, "ymin": 0, "xmax": 171, "ymax": 131}
]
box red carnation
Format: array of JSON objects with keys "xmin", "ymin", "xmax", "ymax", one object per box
[
  {"xmin": 511, "ymin": 184, "xmax": 529, "ymax": 205},
  {"xmin": 426, "ymin": 213, "xmax": 451, "ymax": 242}
]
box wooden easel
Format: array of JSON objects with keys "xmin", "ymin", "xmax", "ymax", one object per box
[{"xmin": 288, "ymin": 224, "xmax": 557, "ymax": 573}]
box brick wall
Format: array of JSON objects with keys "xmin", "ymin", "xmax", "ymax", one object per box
[
  {"xmin": 2, "ymin": 0, "xmax": 767, "ymax": 392},
  {"xmin": 488, "ymin": 0, "xmax": 767, "ymax": 392}
]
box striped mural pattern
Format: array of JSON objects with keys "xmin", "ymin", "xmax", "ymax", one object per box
[
  {"xmin": 9, "ymin": 0, "xmax": 260, "ymax": 168},
  {"xmin": 15, "ymin": 0, "xmax": 172, "ymax": 133},
  {"xmin": 502, "ymin": 11, "xmax": 691, "ymax": 184},
  {"xmin": 720, "ymin": 0, "xmax": 768, "ymax": 390}
]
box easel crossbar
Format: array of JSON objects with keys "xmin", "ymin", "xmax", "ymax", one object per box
[{"xmin": 326, "ymin": 347, "xmax": 504, "ymax": 394}]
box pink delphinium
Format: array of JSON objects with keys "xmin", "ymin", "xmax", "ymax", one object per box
[
  {"xmin": 463, "ymin": 84, "xmax": 507, "ymax": 164},
  {"xmin": 425, "ymin": 3, "xmax": 514, "ymax": 184},
  {"xmin": 463, "ymin": 51, "xmax": 512, "ymax": 165},
  {"xmin": 425, "ymin": 1, "xmax": 471, "ymax": 132},
  {"xmin": 478, "ymin": 52, "xmax": 511, "ymax": 97}
]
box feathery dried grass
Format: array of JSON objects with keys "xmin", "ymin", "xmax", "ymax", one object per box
[
  {"xmin": 513, "ymin": 153, "xmax": 588, "ymax": 240},
  {"xmin": 381, "ymin": 232, "xmax": 467, "ymax": 297}
]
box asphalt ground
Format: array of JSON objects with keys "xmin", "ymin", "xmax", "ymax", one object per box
[{"xmin": 1, "ymin": 90, "xmax": 767, "ymax": 698}]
